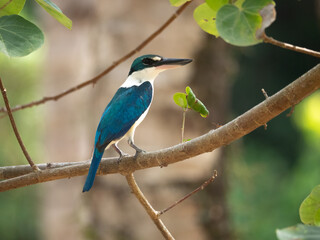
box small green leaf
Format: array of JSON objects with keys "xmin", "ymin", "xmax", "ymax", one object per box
[
  {"xmin": 169, "ymin": 0, "xmax": 189, "ymax": 7},
  {"xmin": 35, "ymin": 0, "xmax": 72, "ymax": 29},
  {"xmin": 205, "ymin": 0, "xmax": 228, "ymax": 11},
  {"xmin": 186, "ymin": 86, "xmax": 196, "ymax": 107},
  {"xmin": 191, "ymin": 99, "xmax": 209, "ymax": 118},
  {"xmin": 0, "ymin": 15, "xmax": 44, "ymax": 57},
  {"xmin": 0, "ymin": 0, "xmax": 26, "ymax": 17},
  {"xmin": 173, "ymin": 93, "xmax": 188, "ymax": 109},
  {"xmin": 193, "ymin": 3, "xmax": 219, "ymax": 36},
  {"xmin": 276, "ymin": 224, "xmax": 320, "ymax": 240},
  {"xmin": 300, "ymin": 185, "xmax": 320, "ymax": 225}
]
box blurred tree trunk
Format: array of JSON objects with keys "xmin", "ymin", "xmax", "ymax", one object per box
[{"xmin": 189, "ymin": 36, "xmax": 234, "ymax": 240}]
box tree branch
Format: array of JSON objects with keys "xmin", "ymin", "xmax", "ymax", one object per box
[
  {"xmin": 0, "ymin": 1, "xmax": 192, "ymax": 116},
  {"xmin": 159, "ymin": 170, "xmax": 218, "ymax": 215},
  {"xmin": 125, "ymin": 173, "xmax": 174, "ymax": 240},
  {"xmin": 0, "ymin": 78, "xmax": 40, "ymax": 172},
  {"xmin": 262, "ymin": 33, "xmax": 320, "ymax": 58},
  {"xmin": 0, "ymin": 64, "xmax": 319, "ymax": 192}
]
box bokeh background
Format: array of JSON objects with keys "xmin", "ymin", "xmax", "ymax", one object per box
[{"xmin": 0, "ymin": 0, "xmax": 319, "ymax": 239}]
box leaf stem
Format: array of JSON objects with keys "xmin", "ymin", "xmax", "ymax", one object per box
[{"xmin": 181, "ymin": 108, "xmax": 187, "ymax": 143}]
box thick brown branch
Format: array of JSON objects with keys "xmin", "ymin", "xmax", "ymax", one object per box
[
  {"xmin": 0, "ymin": 1, "xmax": 192, "ymax": 115},
  {"xmin": 0, "ymin": 64, "xmax": 319, "ymax": 191},
  {"xmin": 125, "ymin": 173, "xmax": 174, "ymax": 240},
  {"xmin": 0, "ymin": 78, "xmax": 39, "ymax": 172},
  {"xmin": 262, "ymin": 33, "xmax": 320, "ymax": 58}
]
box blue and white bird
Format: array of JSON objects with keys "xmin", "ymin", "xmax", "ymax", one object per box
[{"xmin": 82, "ymin": 54, "xmax": 192, "ymax": 192}]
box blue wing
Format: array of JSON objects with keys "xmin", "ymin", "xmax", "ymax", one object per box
[{"xmin": 95, "ymin": 81, "xmax": 153, "ymax": 152}]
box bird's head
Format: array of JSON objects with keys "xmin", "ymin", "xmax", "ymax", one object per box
[{"xmin": 128, "ymin": 54, "xmax": 192, "ymax": 80}]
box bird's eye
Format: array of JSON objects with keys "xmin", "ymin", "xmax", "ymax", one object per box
[{"xmin": 142, "ymin": 58, "xmax": 155, "ymax": 65}]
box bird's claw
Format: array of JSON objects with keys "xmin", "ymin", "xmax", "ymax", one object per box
[
  {"xmin": 134, "ymin": 149, "xmax": 146, "ymax": 158},
  {"xmin": 117, "ymin": 153, "xmax": 129, "ymax": 164}
]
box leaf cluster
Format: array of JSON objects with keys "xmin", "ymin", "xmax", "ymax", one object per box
[
  {"xmin": 0, "ymin": 0, "xmax": 72, "ymax": 57},
  {"xmin": 173, "ymin": 86, "xmax": 209, "ymax": 118},
  {"xmin": 170, "ymin": 0, "xmax": 276, "ymax": 46}
]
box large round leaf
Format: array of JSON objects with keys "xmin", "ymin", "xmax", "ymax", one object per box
[
  {"xmin": 216, "ymin": 4, "xmax": 262, "ymax": 46},
  {"xmin": 0, "ymin": 15, "xmax": 44, "ymax": 57}
]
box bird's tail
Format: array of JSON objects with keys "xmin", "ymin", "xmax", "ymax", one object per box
[{"xmin": 82, "ymin": 148, "xmax": 104, "ymax": 192}]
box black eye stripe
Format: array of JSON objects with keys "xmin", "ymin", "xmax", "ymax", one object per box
[{"xmin": 142, "ymin": 58, "xmax": 155, "ymax": 65}]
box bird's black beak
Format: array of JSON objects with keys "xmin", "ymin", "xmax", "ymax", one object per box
[{"xmin": 155, "ymin": 57, "xmax": 192, "ymax": 70}]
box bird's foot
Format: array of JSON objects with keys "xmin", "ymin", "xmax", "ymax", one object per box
[
  {"xmin": 117, "ymin": 152, "xmax": 129, "ymax": 164},
  {"xmin": 134, "ymin": 148, "xmax": 146, "ymax": 158}
]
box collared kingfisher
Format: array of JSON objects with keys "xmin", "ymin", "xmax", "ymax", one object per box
[{"xmin": 82, "ymin": 54, "xmax": 192, "ymax": 192}]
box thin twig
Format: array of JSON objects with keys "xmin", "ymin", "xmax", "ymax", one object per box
[
  {"xmin": 261, "ymin": 88, "xmax": 268, "ymax": 130},
  {"xmin": 0, "ymin": 0, "xmax": 12, "ymax": 10},
  {"xmin": 286, "ymin": 105, "xmax": 295, "ymax": 117},
  {"xmin": 159, "ymin": 170, "xmax": 218, "ymax": 215},
  {"xmin": 262, "ymin": 33, "xmax": 320, "ymax": 58},
  {"xmin": 125, "ymin": 173, "xmax": 174, "ymax": 240},
  {"xmin": 0, "ymin": 78, "xmax": 40, "ymax": 172},
  {"xmin": 0, "ymin": 1, "xmax": 192, "ymax": 115},
  {"xmin": 0, "ymin": 64, "xmax": 319, "ymax": 191}
]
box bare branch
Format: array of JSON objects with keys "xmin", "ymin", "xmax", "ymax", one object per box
[
  {"xmin": 125, "ymin": 173, "xmax": 174, "ymax": 240},
  {"xmin": 0, "ymin": 1, "xmax": 192, "ymax": 115},
  {"xmin": 159, "ymin": 170, "xmax": 218, "ymax": 215},
  {"xmin": 0, "ymin": 77, "xmax": 40, "ymax": 172},
  {"xmin": 262, "ymin": 33, "xmax": 320, "ymax": 58},
  {"xmin": 0, "ymin": 64, "xmax": 319, "ymax": 192}
]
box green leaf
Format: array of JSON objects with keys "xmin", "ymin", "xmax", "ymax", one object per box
[
  {"xmin": 216, "ymin": 4, "xmax": 262, "ymax": 46},
  {"xmin": 173, "ymin": 92, "xmax": 188, "ymax": 109},
  {"xmin": 300, "ymin": 185, "xmax": 320, "ymax": 225},
  {"xmin": 205, "ymin": 0, "xmax": 228, "ymax": 11},
  {"xmin": 276, "ymin": 224, "xmax": 320, "ymax": 240},
  {"xmin": 193, "ymin": 3, "xmax": 219, "ymax": 36},
  {"xmin": 186, "ymin": 86, "xmax": 196, "ymax": 107},
  {"xmin": 169, "ymin": 0, "xmax": 189, "ymax": 7},
  {"xmin": 191, "ymin": 99, "xmax": 209, "ymax": 118},
  {"xmin": 216, "ymin": 0, "xmax": 274, "ymax": 46},
  {"xmin": 35, "ymin": 0, "xmax": 72, "ymax": 29},
  {"xmin": 243, "ymin": 0, "xmax": 274, "ymax": 13},
  {"xmin": 0, "ymin": 0, "xmax": 26, "ymax": 17},
  {"xmin": 314, "ymin": 209, "xmax": 320, "ymax": 226},
  {"xmin": 0, "ymin": 15, "xmax": 44, "ymax": 57},
  {"xmin": 186, "ymin": 86, "xmax": 209, "ymax": 118}
]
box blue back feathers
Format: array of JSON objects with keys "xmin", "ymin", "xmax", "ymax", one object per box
[
  {"xmin": 83, "ymin": 81, "xmax": 153, "ymax": 192},
  {"xmin": 95, "ymin": 81, "xmax": 153, "ymax": 152}
]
